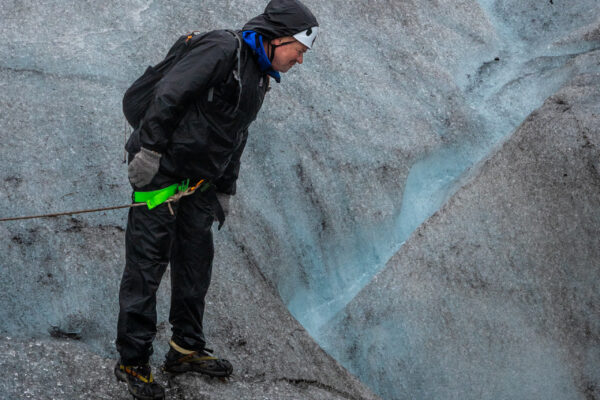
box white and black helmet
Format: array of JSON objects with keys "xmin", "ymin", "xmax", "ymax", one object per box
[{"xmin": 293, "ymin": 26, "xmax": 319, "ymax": 49}]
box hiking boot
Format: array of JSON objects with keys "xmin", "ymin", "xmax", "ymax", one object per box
[
  {"xmin": 114, "ymin": 361, "xmax": 165, "ymax": 400},
  {"xmin": 163, "ymin": 346, "xmax": 233, "ymax": 377}
]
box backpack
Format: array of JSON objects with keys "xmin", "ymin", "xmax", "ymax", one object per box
[{"xmin": 122, "ymin": 30, "xmax": 242, "ymax": 129}]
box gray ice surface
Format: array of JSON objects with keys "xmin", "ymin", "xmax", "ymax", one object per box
[
  {"xmin": 322, "ymin": 73, "xmax": 600, "ymax": 399},
  {"xmin": 1, "ymin": 0, "xmax": 599, "ymax": 399}
]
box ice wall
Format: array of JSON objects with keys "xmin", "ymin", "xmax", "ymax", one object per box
[
  {"xmin": 321, "ymin": 72, "xmax": 600, "ymax": 399},
  {"xmin": 231, "ymin": 0, "xmax": 600, "ymax": 337},
  {"xmin": 1, "ymin": 0, "xmax": 599, "ymax": 399}
]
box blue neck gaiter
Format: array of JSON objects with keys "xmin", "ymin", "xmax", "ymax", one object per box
[{"xmin": 242, "ymin": 30, "xmax": 281, "ymax": 83}]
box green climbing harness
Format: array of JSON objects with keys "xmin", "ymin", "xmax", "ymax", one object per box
[
  {"xmin": 134, "ymin": 180, "xmax": 188, "ymax": 210},
  {"xmin": 134, "ymin": 179, "xmax": 213, "ymax": 210}
]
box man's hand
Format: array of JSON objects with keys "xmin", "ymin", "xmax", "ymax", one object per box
[
  {"xmin": 128, "ymin": 147, "xmax": 161, "ymax": 188},
  {"xmin": 216, "ymin": 193, "xmax": 231, "ymax": 218}
]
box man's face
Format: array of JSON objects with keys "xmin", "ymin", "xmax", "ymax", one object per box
[{"xmin": 270, "ymin": 37, "xmax": 308, "ymax": 73}]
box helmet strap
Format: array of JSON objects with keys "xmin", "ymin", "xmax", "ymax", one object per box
[{"xmin": 268, "ymin": 40, "xmax": 296, "ymax": 63}]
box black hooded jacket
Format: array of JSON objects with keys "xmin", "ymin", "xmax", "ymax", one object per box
[{"xmin": 126, "ymin": 0, "xmax": 318, "ymax": 195}]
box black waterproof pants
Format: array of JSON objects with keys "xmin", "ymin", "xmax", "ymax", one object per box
[{"xmin": 116, "ymin": 175, "xmax": 216, "ymax": 365}]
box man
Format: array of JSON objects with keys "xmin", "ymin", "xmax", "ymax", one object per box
[{"xmin": 114, "ymin": 1, "xmax": 319, "ymax": 399}]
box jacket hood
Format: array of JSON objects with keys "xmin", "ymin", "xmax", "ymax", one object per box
[{"xmin": 242, "ymin": 0, "xmax": 319, "ymax": 40}]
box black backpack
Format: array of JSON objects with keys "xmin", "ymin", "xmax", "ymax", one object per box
[{"xmin": 122, "ymin": 30, "xmax": 242, "ymax": 129}]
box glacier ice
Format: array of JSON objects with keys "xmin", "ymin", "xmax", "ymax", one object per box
[
  {"xmin": 1, "ymin": 0, "xmax": 599, "ymax": 399},
  {"xmin": 320, "ymin": 72, "xmax": 600, "ymax": 400}
]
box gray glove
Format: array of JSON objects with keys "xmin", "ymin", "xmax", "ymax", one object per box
[
  {"xmin": 128, "ymin": 147, "xmax": 161, "ymax": 188},
  {"xmin": 216, "ymin": 193, "xmax": 231, "ymax": 218}
]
